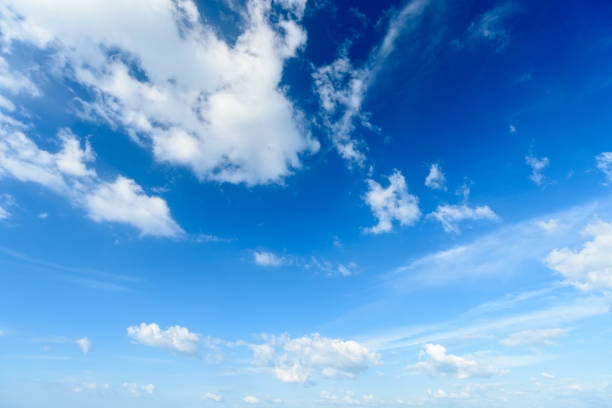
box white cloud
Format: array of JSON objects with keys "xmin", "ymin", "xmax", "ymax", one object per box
[
  {"xmin": 596, "ymin": 152, "xmax": 612, "ymax": 184},
  {"xmin": 127, "ymin": 322, "xmax": 200, "ymax": 354},
  {"xmin": 312, "ymin": 0, "xmax": 429, "ymax": 168},
  {"xmin": 122, "ymin": 382, "xmax": 154, "ymax": 397},
  {"xmin": 38, "ymin": 212, "xmax": 48, "ymax": 219},
  {"xmin": 509, "ymin": 124, "xmax": 516, "ymax": 133},
  {"xmin": 545, "ymin": 221, "xmax": 612, "ymax": 291},
  {"xmin": 541, "ymin": 372, "xmax": 555, "ymax": 379},
  {"xmin": 0, "ymin": 55, "xmax": 39, "ymax": 96},
  {"xmin": 427, "ymin": 389, "xmax": 470, "ymax": 399},
  {"xmin": 71, "ymin": 383, "xmax": 109, "ymax": 393},
  {"xmin": 0, "ymin": 126, "xmax": 182, "ymax": 237},
  {"xmin": 428, "ymin": 204, "xmax": 499, "ymax": 233},
  {"xmin": 363, "ymin": 170, "xmax": 420, "ymax": 234},
  {"xmin": 0, "ymin": 0, "xmax": 319, "ymax": 186},
  {"xmin": 466, "ymin": 3, "xmax": 518, "ymax": 50},
  {"xmin": 84, "ymin": 176, "xmax": 182, "ymax": 237},
  {"xmin": 499, "ymin": 328, "xmax": 564, "ymax": 347},
  {"xmin": 425, "ymin": 163, "xmax": 446, "ymax": 190},
  {"xmin": 254, "ymin": 251, "xmax": 285, "ymax": 267},
  {"xmin": 536, "ymin": 218, "xmax": 562, "ymax": 234},
  {"xmin": 525, "ymin": 154, "xmax": 549, "ymax": 185},
  {"xmin": 76, "ymin": 337, "xmax": 91, "ymax": 354},
  {"xmin": 409, "ymin": 344, "xmax": 500, "ymax": 379},
  {"xmin": 0, "ymin": 194, "xmax": 14, "ymax": 219},
  {"xmin": 251, "ymin": 333, "xmax": 379, "ymax": 384},
  {"xmin": 203, "ymin": 392, "xmax": 223, "ymax": 402},
  {"xmin": 243, "ymin": 395, "xmax": 260, "ymax": 404}
]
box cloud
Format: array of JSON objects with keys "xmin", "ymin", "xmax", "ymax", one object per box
[
  {"xmin": 545, "ymin": 221, "xmax": 612, "ymax": 291},
  {"xmin": 427, "ymin": 389, "xmax": 470, "ymax": 399},
  {"xmin": 127, "ymin": 322, "xmax": 200, "ymax": 354},
  {"xmin": 0, "ymin": 0, "xmax": 319, "ymax": 186},
  {"xmin": 0, "ymin": 55, "xmax": 39, "ymax": 96},
  {"xmin": 122, "ymin": 382, "xmax": 154, "ymax": 397},
  {"xmin": 254, "ymin": 251, "xmax": 286, "ymax": 267},
  {"xmin": 0, "ymin": 194, "xmax": 16, "ymax": 220},
  {"xmin": 203, "ymin": 392, "xmax": 223, "ymax": 402},
  {"xmin": 526, "ymin": 154, "xmax": 549, "ymax": 185},
  {"xmin": 428, "ymin": 204, "xmax": 499, "ymax": 233},
  {"xmin": 536, "ymin": 218, "xmax": 562, "ymax": 234},
  {"xmin": 312, "ymin": 0, "xmax": 429, "ymax": 167},
  {"xmin": 409, "ymin": 344, "xmax": 500, "ymax": 379},
  {"xmin": 541, "ymin": 372, "xmax": 555, "ymax": 379},
  {"xmin": 250, "ymin": 333, "xmax": 380, "ymax": 384},
  {"xmin": 0, "ymin": 126, "xmax": 182, "ymax": 237},
  {"xmin": 466, "ymin": 2, "xmax": 518, "ymax": 50},
  {"xmin": 363, "ymin": 170, "xmax": 420, "ymax": 234},
  {"xmin": 243, "ymin": 395, "xmax": 260, "ymax": 404},
  {"xmin": 499, "ymin": 328, "xmax": 564, "ymax": 347},
  {"xmin": 596, "ymin": 152, "xmax": 612, "ymax": 184},
  {"xmin": 76, "ymin": 337, "xmax": 91, "ymax": 354},
  {"xmin": 425, "ymin": 163, "xmax": 446, "ymax": 190},
  {"xmin": 71, "ymin": 383, "xmax": 109, "ymax": 393}
]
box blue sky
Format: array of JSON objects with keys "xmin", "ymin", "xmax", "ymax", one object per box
[{"xmin": 1, "ymin": 0, "xmax": 612, "ymax": 406}]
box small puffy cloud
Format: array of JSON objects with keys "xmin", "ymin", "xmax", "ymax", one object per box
[
  {"xmin": 541, "ymin": 372, "xmax": 555, "ymax": 379},
  {"xmin": 251, "ymin": 333, "xmax": 379, "ymax": 384},
  {"xmin": 536, "ymin": 218, "xmax": 562, "ymax": 234},
  {"xmin": 38, "ymin": 212, "xmax": 48, "ymax": 219},
  {"xmin": 122, "ymin": 382, "xmax": 154, "ymax": 397},
  {"xmin": 409, "ymin": 344, "xmax": 499, "ymax": 379},
  {"xmin": 254, "ymin": 251, "xmax": 285, "ymax": 267},
  {"xmin": 76, "ymin": 337, "xmax": 91, "ymax": 354},
  {"xmin": 203, "ymin": 392, "xmax": 223, "ymax": 402},
  {"xmin": 596, "ymin": 152, "xmax": 612, "ymax": 183},
  {"xmin": 499, "ymin": 328, "xmax": 564, "ymax": 347},
  {"xmin": 525, "ymin": 154, "xmax": 549, "ymax": 185},
  {"xmin": 0, "ymin": 203, "xmax": 10, "ymax": 219},
  {"xmin": 243, "ymin": 395, "xmax": 260, "ymax": 404},
  {"xmin": 84, "ymin": 176, "xmax": 183, "ymax": 238},
  {"xmin": 0, "ymin": 126, "xmax": 182, "ymax": 237},
  {"xmin": 363, "ymin": 170, "xmax": 420, "ymax": 234},
  {"xmin": 71, "ymin": 383, "xmax": 109, "ymax": 393},
  {"xmin": 427, "ymin": 389, "xmax": 470, "ymax": 399},
  {"xmin": 544, "ymin": 221, "xmax": 612, "ymax": 291},
  {"xmin": 428, "ymin": 204, "xmax": 499, "ymax": 233},
  {"xmin": 425, "ymin": 163, "xmax": 446, "ymax": 190},
  {"xmin": 127, "ymin": 322, "xmax": 200, "ymax": 354},
  {"xmin": 509, "ymin": 124, "xmax": 516, "ymax": 133}
]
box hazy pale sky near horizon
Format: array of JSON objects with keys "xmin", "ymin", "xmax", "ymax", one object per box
[{"xmin": 1, "ymin": 0, "xmax": 612, "ymax": 407}]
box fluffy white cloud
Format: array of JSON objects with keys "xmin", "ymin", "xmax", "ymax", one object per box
[
  {"xmin": 427, "ymin": 389, "xmax": 470, "ymax": 399},
  {"xmin": 0, "ymin": 0, "xmax": 318, "ymax": 186},
  {"xmin": 203, "ymin": 392, "xmax": 223, "ymax": 402},
  {"xmin": 409, "ymin": 344, "xmax": 499, "ymax": 379},
  {"xmin": 122, "ymin": 382, "xmax": 154, "ymax": 397},
  {"xmin": 251, "ymin": 333, "xmax": 380, "ymax": 384},
  {"xmin": 499, "ymin": 328, "xmax": 564, "ymax": 347},
  {"xmin": 425, "ymin": 163, "xmax": 446, "ymax": 190},
  {"xmin": 71, "ymin": 383, "xmax": 109, "ymax": 393},
  {"xmin": 0, "ymin": 56, "xmax": 39, "ymax": 97},
  {"xmin": 536, "ymin": 218, "xmax": 562, "ymax": 234},
  {"xmin": 596, "ymin": 152, "xmax": 612, "ymax": 183},
  {"xmin": 254, "ymin": 251, "xmax": 285, "ymax": 267},
  {"xmin": 243, "ymin": 395, "xmax": 260, "ymax": 404},
  {"xmin": 525, "ymin": 154, "xmax": 549, "ymax": 186},
  {"xmin": 0, "ymin": 194, "xmax": 15, "ymax": 219},
  {"xmin": 127, "ymin": 322, "xmax": 200, "ymax": 354},
  {"xmin": 363, "ymin": 170, "xmax": 420, "ymax": 234},
  {"xmin": 76, "ymin": 337, "xmax": 91, "ymax": 354},
  {"xmin": 0, "ymin": 126, "xmax": 182, "ymax": 237},
  {"xmin": 545, "ymin": 221, "xmax": 612, "ymax": 291},
  {"xmin": 428, "ymin": 204, "xmax": 499, "ymax": 233},
  {"xmin": 541, "ymin": 372, "xmax": 555, "ymax": 379}
]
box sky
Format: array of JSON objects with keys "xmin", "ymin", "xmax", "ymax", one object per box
[{"xmin": 0, "ymin": 0, "xmax": 612, "ymax": 407}]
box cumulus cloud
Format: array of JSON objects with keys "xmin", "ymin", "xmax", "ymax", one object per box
[
  {"xmin": 544, "ymin": 221, "xmax": 612, "ymax": 291},
  {"xmin": 409, "ymin": 344, "xmax": 499, "ymax": 379},
  {"xmin": 0, "ymin": 0, "xmax": 319, "ymax": 186},
  {"xmin": 250, "ymin": 333, "xmax": 380, "ymax": 384},
  {"xmin": 541, "ymin": 372, "xmax": 555, "ymax": 379},
  {"xmin": 243, "ymin": 395, "xmax": 260, "ymax": 404},
  {"xmin": 596, "ymin": 152, "xmax": 612, "ymax": 184},
  {"xmin": 363, "ymin": 170, "xmax": 420, "ymax": 234},
  {"xmin": 428, "ymin": 204, "xmax": 499, "ymax": 233},
  {"xmin": 76, "ymin": 337, "xmax": 91, "ymax": 354},
  {"xmin": 0, "ymin": 126, "xmax": 182, "ymax": 237},
  {"xmin": 499, "ymin": 328, "xmax": 564, "ymax": 347},
  {"xmin": 536, "ymin": 218, "xmax": 562, "ymax": 234},
  {"xmin": 525, "ymin": 154, "xmax": 549, "ymax": 185},
  {"xmin": 127, "ymin": 322, "xmax": 200, "ymax": 354},
  {"xmin": 122, "ymin": 382, "xmax": 154, "ymax": 397},
  {"xmin": 203, "ymin": 392, "xmax": 223, "ymax": 402},
  {"xmin": 425, "ymin": 163, "xmax": 446, "ymax": 190},
  {"xmin": 254, "ymin": 251, "xmax": 286, "ymax": 267}
]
